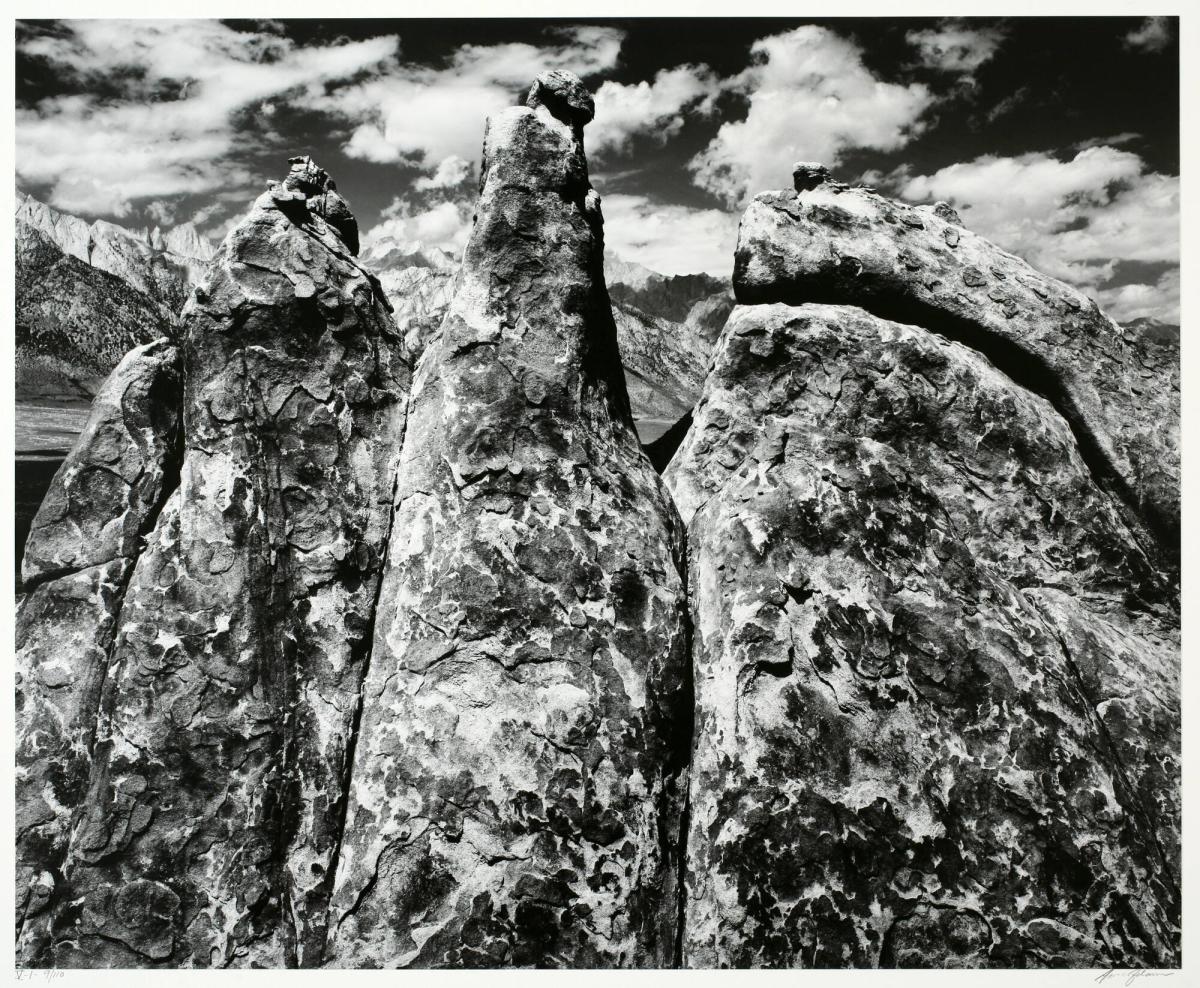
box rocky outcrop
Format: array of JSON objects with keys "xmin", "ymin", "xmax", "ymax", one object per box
[
  {"xmin": 325, "ymin": 70, "xmax": 690, "ymax": 968},
  {"xmin": 21, "ymin": 339, "xmax": 181, "ymax": 587},
  {"xmin": 16, "ymin": 337, "xmax": 181, "ymax": 960},
  {"xmin": 361, "ymin": 239, "xmax": 724, "ymax": 447},
  {"xmin": 18, "ymin": 157, "xmax": 409, "ymax": 967},
  {"xmin": 733, "ymin": 170, "xmax": 1179, "ymax": 554},
  {"xmin": 665, "ymin": 172, "xmax": 1180, "ymax": 967},
  {"xmin": 15, "ymin": 84, "xmax": 1179, "ymax": 972}
]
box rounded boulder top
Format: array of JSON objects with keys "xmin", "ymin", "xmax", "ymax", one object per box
[
  {"xmin": 525, "ymin": 69, "xmax": 595, "ymax": 127},
  {"xmin": 286, "ymin": 155, "xmax": 332, "ymax": 194},
  {"xmin": 792, "ymin": 161, "xmax": 831, "ymax": 192}
]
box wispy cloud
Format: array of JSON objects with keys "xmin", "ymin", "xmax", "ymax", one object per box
[
  {"xmin": 16, "ymin": 20, "xmax": 398, "ymax": 217},
  {"xmin": 689, "ymin": 26, "xmax": 934, "ymax": 206},
  {"xmin": 906, "ymin": 19, "xmax": 1007, "ymax": 77},
  {"xmin": 590, "ymin": 65, "xmax": 720, "ymax": 156},
  {"xmin": 1075, "ymin": 132, "xmax": 1141, "ymax": 151},
  {"xmin": 598, "ymin": 194, "xmax": 738, "ymax": 277},
  {"xmin": 1095, "ymin": 268, "xmax": 1179, "ymax": 325},
  {"xmin": 363, "ymin": 196, "xmax": 474, "ymax": 256}
]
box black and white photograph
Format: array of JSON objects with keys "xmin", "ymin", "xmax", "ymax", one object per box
[{"xmin": 7, "ymin": 4, "xmax": 1191, "ymax": 976}]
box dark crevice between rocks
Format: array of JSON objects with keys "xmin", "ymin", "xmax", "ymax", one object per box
[
  {"xmin": 671, "ymin": 519, "xmax": 696, "ymax": 969},
  {"xmin": 586, "ymin": 286, "xmax": 640, "ymax": 438},
  {"xmin": 18, "ymin": 555, "xmax": 119, "ymax": 596},
  {"xmin": 318, "ymin": 396, "xmax": 410, "ymax": 964},
  {"xmin": 644, "ymin": 410, "xmax": 693, "ymax": 475},
  {"xmin": 741, "ymin": 284, "xmax": 1178, "ymax": 573}
]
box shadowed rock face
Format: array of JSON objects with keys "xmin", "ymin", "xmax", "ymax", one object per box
[
  {"xmin": 16, "ymin": 339, "xmax": 181, "ymax": 963},
  {"xmin": 733, "ymin": 178, "xmax": 1179, "ymax": 559},
  {"xmin": 325, "ymin": 72, "xmax": 690, "ymax": 969},
  {"xmin": 668, "ymin": 229, "xmax": 1179, "ymax": 961},
  {"xmin": 17, "ymin": 158, "xmax": 409, "ymax": 967}
]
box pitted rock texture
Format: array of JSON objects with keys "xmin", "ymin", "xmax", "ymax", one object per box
[
  {"xmin": 22, "ymin": 339, "xmax": 181, "ymax": 587},
  {"xmin": 733, "ymin": 179, "xmax": 1179, "ymax": 554},
  {"xmin": 15, "ymin": 558, "xmax": 132, "ymax": 963},
  {"xmin": 17, "ymin": 340, "xmax": 181, "ymax": 962},
  {"xmin": 325, "ymin": 73, "xmax": 691, "ymax": 968},
  {"xmin": 19, "ymin": 160, "xmax": 410, "ymax": 968},
  {"xmin": 16, "ymin": 82, "xmax": 1180, "ymax": 973},
  {"xmin": 665, "ymin": 303, "xmax": 1179, "ymax": 968}
]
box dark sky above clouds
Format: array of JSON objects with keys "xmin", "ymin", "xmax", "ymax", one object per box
[{"xmin": 15, "ymin": 16, "xmax": 1180, "ymax": 322}]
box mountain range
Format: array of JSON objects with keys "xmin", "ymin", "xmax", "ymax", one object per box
[{"xmin": 15, "ymin": 192, "xmax": 731, "ymax": 443}]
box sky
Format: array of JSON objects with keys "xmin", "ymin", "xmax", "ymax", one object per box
[{"xmin": 14, "ymin": 16, "xmax": 1180, "ymax": 324}]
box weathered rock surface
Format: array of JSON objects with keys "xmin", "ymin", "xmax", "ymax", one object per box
[
  {"xmin": 16, "ymin": 84, "xmax": 1180, "ymax": 973},
  {"xmin": 16, "ymin": 339, "xmax": 182, "ymax": 961},
  {"xmin": 666, "ymin": 302, "xmax": 1179, "ymax": 967},
  {"xmin": 363, "ymin": 240, "xmax": 722, "ymax": 444},
  {"xmin": 733, "ymin": 177, "xmax": 1179, "ymax": 554},
  {"xmin": 20, "ymin": 159, "xmax": 410, "ymax": 967},
  {"xmin": 16, "ymin": 558, "xmax": 132, "ymax": 962},
  {"xmin": 326, "ymin": 72, "xmax": 691, "ymax": 967},
  {"xmin": 21, "ymin": 339, "xmax": 181, "ymax": 586}
]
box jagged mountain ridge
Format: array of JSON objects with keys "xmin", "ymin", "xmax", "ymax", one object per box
[
  {"xmin": 15, "ymin": 193, "xmax": 725, "ymax": 437},
  {"xmin": 15, "ymin": 225, "xmax": 173, "ymax": 400},
  {"xmin": 17, "ymin": 192, "xmax": 215, "ymax": 311},
  {"xmin": 15, "ymin": 194, "xmax": 211, "ymax": 401}
]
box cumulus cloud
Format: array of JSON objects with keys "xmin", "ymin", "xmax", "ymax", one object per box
[
  {"xmin": 1096, "ymin": 269, "xmax": 1179, "ymax": 326},
  {"xmin": 360, "ymin": 187, "xmax": 738, "ymax": 279},
  {"xmin": 689, "ymin": 26, "xmax": 933, "ymax": 206},
  {"xmin": 590, "ymin": 65, "xmax": 719, "ymax": 155},
  {"xmin": 362, "ymin": 196, "xmax": 474, "ymax": 256},
  {"xmin": 319, "ymin": 26, "xmax": 623, "ymax": 174},
  {"xmin": 414, "ymin": 155, "xmax": 473, "ymax": 191},
  {"xmin": 16, "ymin": 20, "xmax": 398, "ymax": 217},
  {"xmin": 598, "ymin": 194, "xmax": 739, "ymax": 277},
  {"xmin": 144, "ymin": 199, "xmax": 177, "ymax": 226},
  {"xmin": 900, "ymin": 145, "xmax": 1179, "ymax": 321},
  {"xmin": 906, "ymin": 19, "xmax": 1007, "ymax": 76},
  {"xmin": 1124, "ymin": 17, "xmax": 1172, "ymax": 53}
]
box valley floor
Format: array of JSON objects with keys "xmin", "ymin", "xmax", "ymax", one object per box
[{"xmin": 15, "ymin": 401, "xmax": 90, "ymax": 582}]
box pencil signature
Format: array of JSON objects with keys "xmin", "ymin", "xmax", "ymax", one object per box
[{"xmin": 1094, "ymin": 970, "xmax": 1178, "ymax": 986}]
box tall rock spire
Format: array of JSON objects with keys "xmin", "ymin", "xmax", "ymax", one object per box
[
  {"xmin": 325, "ymin": 71, "xmax": 691, "ymax": 967},
  {"xmin": 19, "ymin": 157, "xmax": 410, "ymax": 967}
]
